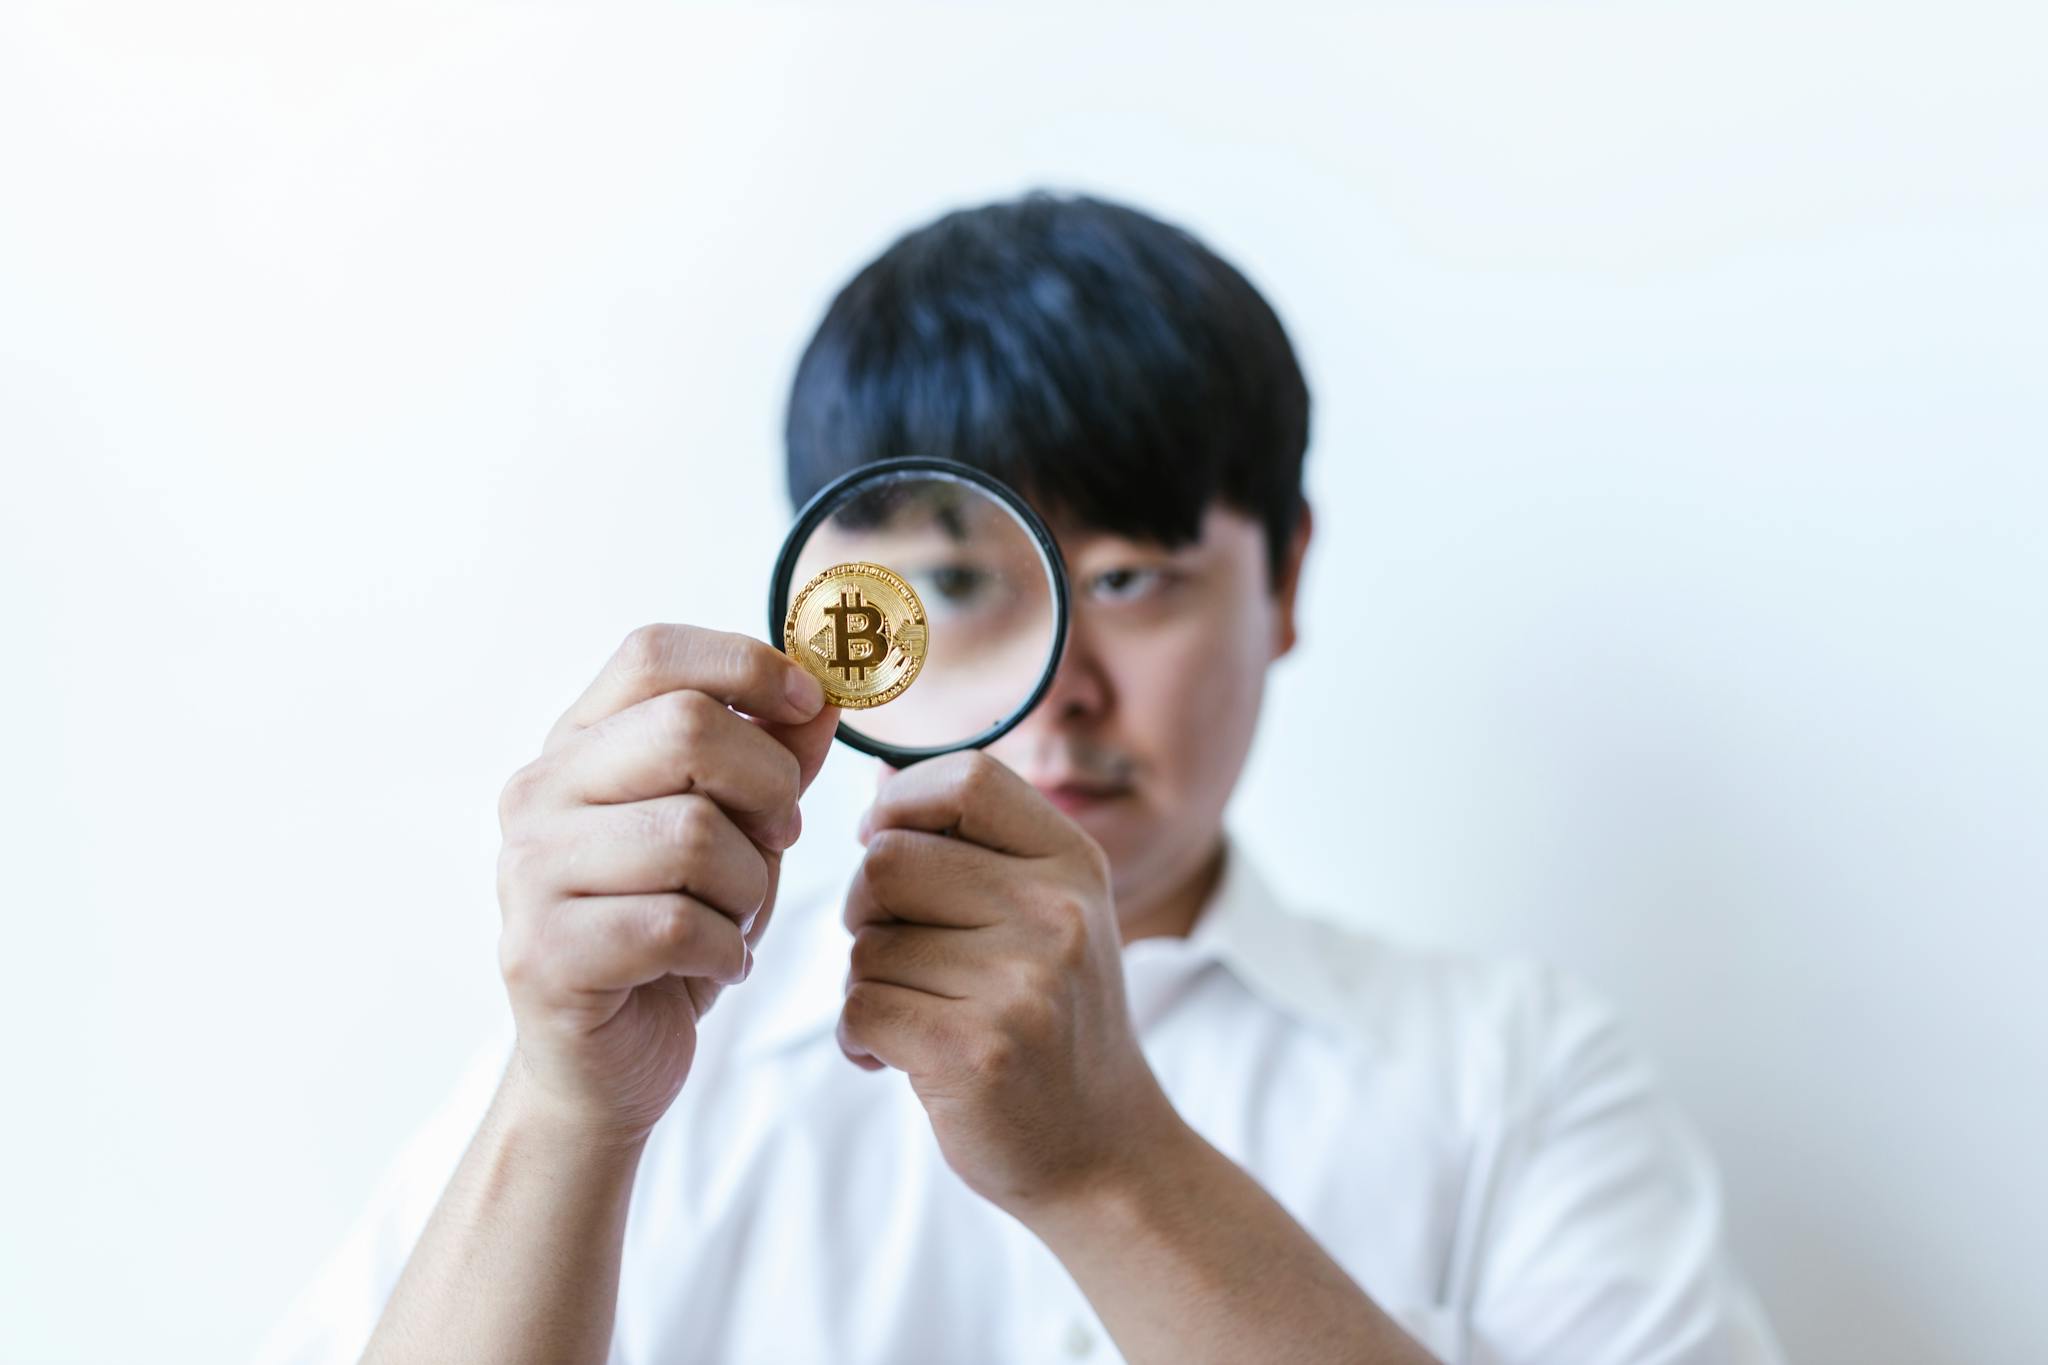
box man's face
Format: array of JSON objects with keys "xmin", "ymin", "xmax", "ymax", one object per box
[{"xmin": 970, "ymin": 500, "xmax": 1311, "ymax": 919}]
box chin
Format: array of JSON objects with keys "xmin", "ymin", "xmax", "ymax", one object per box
[{"xmin": 1071, "ymin": 800, "xmax": 1159, "ymax": 879}]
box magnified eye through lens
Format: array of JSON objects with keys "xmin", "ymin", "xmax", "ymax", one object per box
[{"xmin": 771, "ymin": 461, "xmax": 1068, "ymax": 761}]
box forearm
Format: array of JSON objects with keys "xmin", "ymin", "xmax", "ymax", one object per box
[
  {"xmin": 362, "ymin": 1060, "xmax": 647, "ymax": 1365},
  {"xmin": 1027, "ymin": 1118, "xmax": 1439, "ymax": 1365}
]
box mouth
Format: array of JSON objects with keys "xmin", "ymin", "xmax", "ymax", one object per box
[{"xmin": 1030, "ymin": 778, "xmax": 1134, "ymax": 815}]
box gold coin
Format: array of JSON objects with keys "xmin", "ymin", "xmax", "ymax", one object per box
[{"xmin": 782, "ymin": 561, "xmax": 929, "ymax": 709}]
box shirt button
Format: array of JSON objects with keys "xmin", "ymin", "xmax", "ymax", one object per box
[{"xmin": 1063, "ymin": 1318, "xmax": 1095, "ymax": 1357}]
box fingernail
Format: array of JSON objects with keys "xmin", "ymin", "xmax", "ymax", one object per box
[
  {"xmin": 786, "ymin": 669, "xmax": 824, "ymax": 715},
  {"xmin": 741, "ymin": 943, "xmax": 754, "ymax": 980}
]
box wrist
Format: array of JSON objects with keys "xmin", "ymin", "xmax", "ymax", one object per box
[
  {"xmin": 1018, "ymin": 1086, "xmax": 1197, "ymax": 1250},
  {"xmin": 495, "ymin": 1056, "xmax": 658, "ymax": 1165}
]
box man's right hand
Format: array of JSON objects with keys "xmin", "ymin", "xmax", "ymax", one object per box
[{"xmin": 493, "ymin": 624, "xmax": 839, "ymax": 1144}]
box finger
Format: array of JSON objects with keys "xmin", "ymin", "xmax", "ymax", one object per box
[
  {"xmin": 546, "ymin": 625, "xmax": 826, "ymax": 754},
  {"xmin": 519, "ymin": 892, "xmax": 751, "ymax": 996},
  {"xmin": 549, "ymin": 688, "xmax": 806, "ymax": 850},
  {"xmin": 743, "ymin": 847, "xmax": 786, "ymax": 952},
  {"xmin": 838, "ymin": 979, "xmax": 959, "ymax": 1074},
  {"xmin": 843, "ymin": 828, "xmax": 1011, "ymax": 935},
  {"xmin": 856, "ymin": 749, "xmax": 1072, "ymax": 857},
  {"xmin": 550, "ymin": 794, "xmax": 770, "ymax": 921},
  {"xmin": 748, "ymin": 700, "xmax": 842, "ymax": 797},
  {"xmin": 846, "ymin": 920, "xmax": 981, "ymax": 1000}
]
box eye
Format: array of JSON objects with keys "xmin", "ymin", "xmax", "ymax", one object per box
[
  {"xmin": 926, "ymin": 565, "xmax": 991, "ymax": 602},
  {"xmin": 1089, "ymin": 566, "xmax": 1169, "ymax": 602},
  {"xmin": 904, "ymin": 563, "xmax": 1006, "ymax": 613}
]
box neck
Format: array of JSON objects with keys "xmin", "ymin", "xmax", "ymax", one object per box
[{"xmin": 1115, "ymin": 834, "xmax": 1228, "ymax": 947}]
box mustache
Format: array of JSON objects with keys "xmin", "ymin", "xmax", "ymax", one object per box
[{"xmin": 1011, "ymin": 737, "xmax": 1137, "ymax": 787}]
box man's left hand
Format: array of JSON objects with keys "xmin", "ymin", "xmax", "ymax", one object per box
[{"xmin": 839, "ymin": 749, "xmax": 1179, "ymax": 1223}]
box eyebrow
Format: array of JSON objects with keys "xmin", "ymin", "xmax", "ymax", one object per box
[{"xmin": 1069, "ymin": 534, "xmax": 1206, "ymax": 560}]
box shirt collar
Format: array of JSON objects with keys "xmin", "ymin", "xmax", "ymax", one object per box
[
  {"xmin": 1170, "ymin": 829, "xmax": 1362, "ymax": 1046},
  {"xmin": 736, "ymin": 828, "xmax": 1364, "ymax": 1059}
]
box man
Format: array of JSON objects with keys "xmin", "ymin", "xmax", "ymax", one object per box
[{"xmin": 256, "ymin": 190, "xmax": 1786, "ymax": 1364}]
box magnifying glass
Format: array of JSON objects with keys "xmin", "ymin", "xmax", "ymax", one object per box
[{"xmin": 767, "ymin": 456, "xmax": 1070, "ymax": 768}]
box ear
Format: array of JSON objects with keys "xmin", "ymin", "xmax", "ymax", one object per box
[{"xmin": 1271, "ymin": 498, "xmax": 1312, "ymax": 660}]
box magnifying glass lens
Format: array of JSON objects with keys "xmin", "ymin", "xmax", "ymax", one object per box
[{"xmin": 780, "ymin": 469, "xmax": 1058, "ymax": 754}]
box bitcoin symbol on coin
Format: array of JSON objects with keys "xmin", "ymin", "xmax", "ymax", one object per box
[
  {"xmin": 823, "ymin": 591, "xmax": 888, "ymax": 680},
  {"xmin": 783, "ymin": 562, "xmax": 929, "ymax": 708}
]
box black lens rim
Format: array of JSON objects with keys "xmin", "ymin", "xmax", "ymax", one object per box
[{"xmin": 767, "ymin": 456, "xmax": 1071, "ymax": 767}]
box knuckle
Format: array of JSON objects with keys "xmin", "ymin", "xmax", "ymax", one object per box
[
  {"xmin": 615, "ymin": 623, "xmax": 674, "ymax": 679},
  {"xmin": 496, "ymin": 760, "xmax": 549, "ymax": 830},
  {"xmin": 1011, "ymin": 957, "xmax": 1063, "ymax": 1002},
  {"xmin": 847, "ymin": 924, "xmax": 885, "ymax": 979},
  {"xmin": 956, "ymin": 750, "xmax": 1002, "ymax": 802},
  {"xmin": 1077, "ymin": 836, "xmax": 1111, "ymax": 885},
  {"xmin": 642, "ymin": 896, "xmax": 699, "ymax": 954},
  {"xmin": 496, "ymin": 927, "xmax": 542, "ymax": 990},
  {"xmin": 863, "ymin": 827, "xmax": 911, "ymax": 878},
  {"xmin": 842, "ymin": 980, "xmax": 882, "ymax": 1025},
  {"xmin": 1047, "ymin": 910, "xmax": 1089, "ymax": 970},
  {"xmin": 682, "ymin": 795, "xmax": 724, "ymax": 851},
  {"xmin": 712, "ymin": 630, "xmax": 776, "ymax": 696},
  {"xmin": 656, "ymin": 687, "xmax": 717, "ymax": 753},
  {"xmin": 1031, "ymin": 885, "xmax": 1083, "ymax": 929},
  {"xmin": 1001, "ymin": 984, "xmax": 1059, "ymax": 1036},
  {"xmin": 736, "ymin": 845, "xmax": 771, "ymax": 910},
  {"xmin": 653, "ymin": 794, "xmax": 717, "ymax": 855},
  {"xmin": 969, "ymin": 1030, "xmax": 1019, "ymax": 1076},
  {"xmin": 495, "ymin": 838, "xmax": 548, "ymax": 905}
]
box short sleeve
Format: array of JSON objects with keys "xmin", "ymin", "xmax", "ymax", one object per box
[
  {"xmin": 1465, "ymin": 966, "xmax": 1788, "ymax": 1365},
  {"xmin": 250, "ymin": 1029, "xmax": 516, "ymax": 1365}
]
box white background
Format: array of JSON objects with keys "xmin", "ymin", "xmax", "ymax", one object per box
[{"xmin": 3, "ymin": 3, "xmax": 2042, "ymax": 1362}]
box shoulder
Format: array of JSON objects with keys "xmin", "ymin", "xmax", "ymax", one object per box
[{"xmin": 1282, "ymin": 904, "xmax": 1632, "ymax": 1132}]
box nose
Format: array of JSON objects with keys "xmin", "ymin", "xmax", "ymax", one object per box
[{"xmin": 1028, "ymin": 607, "xmax": 1113, "ymax": 727}]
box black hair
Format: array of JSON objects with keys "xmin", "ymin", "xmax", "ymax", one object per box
[{"xmin": 783, "ymin": 189, "xmax": 1310, "ymax": 584}]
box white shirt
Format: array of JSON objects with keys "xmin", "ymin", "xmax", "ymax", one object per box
[{"xmin": 255, "ymin": 831, "xmax": 1786, "ymax": 1365}]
